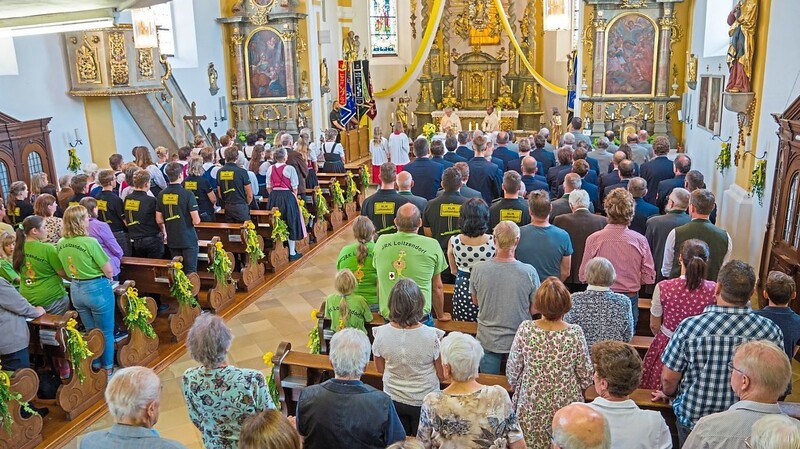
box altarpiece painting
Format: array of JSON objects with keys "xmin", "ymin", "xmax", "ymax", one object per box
[
  {"xmin": 603, "ymin": 13, "xmax": 657, "ymax": 96},
  {"xmin": 246, "ymin": 28, "xmax": 288, "ymax": 99}
]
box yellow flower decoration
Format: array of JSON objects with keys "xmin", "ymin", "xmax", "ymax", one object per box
[
  {"xmin": 247, "ymin": 221, "xmax": 256, "ymax": 230},
  {"xmin": 262, "ymin": 351, "xmax": 274, "ymax": 368},
  {"xmin": 215, "ymin": 241, "xmax": 224, "ymax": 252},
  {"xmin": 173, "ymin": 261, "xmax": 183, "ymax": 270},
  {"xmin": 274, "ymin": 210, "xmax": 282, "ymax": 219},
  {"xmin": 209, "ymin": 240, "xmax": 233, "ymax": 284},
  {"xmin": 310, "ymin": 308, "xmax": 319, "ymax": 320},
  {"xmin": 64, "ymin": 317, "xmax": 94, "ymax": 383},
  {"xmin": 124, "ymin": 287, "xmax": 156, "ymax": 339}
]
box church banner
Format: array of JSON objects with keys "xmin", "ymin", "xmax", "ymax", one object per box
[
  {"xmin": 363, "ymin": 60, "xmax": 377, "ymax": 119},
  {"xmin": 337, "ymin": 60, "xmax": 347, "ymax": 106},
  {"xmin": 353, "ymin": 60, "xmax": 365, "ymax": 106},
  {"xmin": 340, "ymin": 66, "xmax": 357, "ymax": 126}
]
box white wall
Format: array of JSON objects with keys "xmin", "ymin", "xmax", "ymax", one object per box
[{"xmin": 683, "ymin": 0, "xmax": 800, "ymax": 271}]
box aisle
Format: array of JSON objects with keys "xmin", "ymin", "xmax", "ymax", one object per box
[{"xmin": 66, "ymin": 227, "xmax": 351, "ymax": 449}]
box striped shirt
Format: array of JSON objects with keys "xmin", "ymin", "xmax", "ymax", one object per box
[
  {"xmin": 579, "ymin": 224, "xmax": 656, "ymax": 293},
  {"xmin": 661, "ymin": 305, "xmax": 784, "ymax": 428}
]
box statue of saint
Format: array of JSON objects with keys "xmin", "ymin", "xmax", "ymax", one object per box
[
  {"xmin": 396, "ymin": 94, "xmax": 410, "ymax": 127},
  {"xmin": 342, "ymin": 31, "xmax": 358, "ymax": 62},
  {"xmin": 354, "ymin": 35, "xmax": 362, "ymax": 59},
  {"xmin": 726, "ymin": 0, "xmax": 758, "ymax": 93},
  {"xmin": 208, "ymin": 63, "xmax": 219, "ymax": 96},
  {"xmin": 549, "ymin": 107, "xmax": 562, "ymax": 146},
  {"xmin": 320, "ymin": 58, "xmax": 330, "ymax": 93}
]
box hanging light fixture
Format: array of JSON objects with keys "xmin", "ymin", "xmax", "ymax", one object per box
[
  {"xmin": 131, "ymin": 7, "xmax": 158, "ymax": 48},
  {"xmin": 544, "ymin": 0, "xmax": 570, "ymax": 31}
]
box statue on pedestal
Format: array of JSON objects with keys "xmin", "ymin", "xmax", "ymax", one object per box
[
  {"xmin": 343, "ymin": 31, "xmax": 359, "ymax": 62},
  {"xmin": 549, "ymin": 107, "xmax": 562, "ymax": 146},
  {"xmin": 726, "ymin": 0, "xmax": 757, "ymax": 93},
  {"xmin": 395, "ymin": 93, "xmax": 410, "ymax": 127},
  {"xmin": 320, "ymin": 58, "xmax": 330, "ymax": 94}
]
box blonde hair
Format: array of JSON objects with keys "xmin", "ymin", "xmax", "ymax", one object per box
[
  {"xmin": 0, "ymin": 232, "xmax": 14, "ymax": 259},
  {"xmin": 30, "ymin": 172, "xmax": 48, "ymax": 196},
  {"xmin": 239, "ymin": 410, "xmax": 301, "ymax": 449},
  {"xmin": 187, "ymin": 156, "xmax": 205, "ymax": 177},
  {"xmin": 155, "ymin": 146, "xmax": 169, "ymax": 160},
  {"xmin": 604, "ymin": 188, "xmax": 635, "ymax": 225},
  {"xmin": 62, "ymin": 205, "xmax": 89, "ymax": 238},
  {"xmin": 334, "ymin": 269, "xmax": 358, "ymax": 330},
  {"xmin": 493, "ymin": 220, "xmax": 519, "ymax": 250},
  {"xmin": 352, "ymin": 216, "xmax": 375, "ymax": 266}
]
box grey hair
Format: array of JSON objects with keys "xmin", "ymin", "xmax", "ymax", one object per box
[
  {"xmin": 564, "ymin": 173, "xmax": 582, "ymax": 191},
  {"xmin": 273, "ymin": 147, "xmax": 288, "ymax": 162},
  {"xmin": 187, "ymin": 312, "xmax": 233, "ymax": 367},
  {"xmin": 585, "ymin": 257, "xmax": 616, "ymax": 287},
  {"xmin": 386, "ymin": 441, "xmax": 425, "ymax": 449},
  {"xmin": 539, "ymin": 127, "xmax": 550, "ymax": 138},
  {"xmin": 597, "ymin": 137, "xmax": 610, "ymax": 149},
  {"xmin": 563, "ymin": 132, "xmax": 575, "ymax": 145},
  {"xmin": 440, "ymin": 331, "xmax": 483, "ymax": 382},
  {"xmin": 325, "ymin": 128, "xmax": 339, "ymax": 140},
  {"xmin": 281, "ymin": 133, "xmax": 293, "ymax": 147},
  {"xmin": 105, "ymin": 366, "xmax": 161, "ymax": 422},
  {"xmin": 670, "ymin": 187, "xmax": 690, "ymax": 210},
  {"xmin": 553, "ymin": 420, "xmax": 611, "ymax": 449},
  {"xmin": 329, "ymin": 328, "xmax": 371, "ymax": 378},
  {"xmin": 568, "ymin": 189, "xmax": 591, "ymax": 210},
  {"xmin": 750, "ymin": 414, "xmax": 800, "ymax": 449}
]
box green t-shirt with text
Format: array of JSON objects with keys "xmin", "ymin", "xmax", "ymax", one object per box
[
  {"xmin": 20, "ymin": 240, "xmax": 67, "ymax": 307},
  {"xmin": 373, "ymin": 232, "xmax": 447, "ymax": 318},
  {"xmin": 56, "ymin": 236, "xmax": 109, "ymax": 280},
  {"xmin": 0, "ymin": 259, "xmax": 19, "ymax": 285},
  {"xmin": 336, "ymin": 241, "xmax": 378, "ymax": 306},
  {"xmin": 323, "ymin": 293, "xmax": 373, "ymax": 335}
]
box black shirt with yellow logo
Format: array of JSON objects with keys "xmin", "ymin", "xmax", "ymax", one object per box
[
  {"xmin": 8, "ymin": 199, "xmax": 34, "ymax": 226},
  {"xmin": 124, "ymin": 191, "xmax": 159, "ymax": 239},
  {"xmin": 422, "ymin": 191, "xmax": 467, "ymax": 251},
  {"xmin": 215, "ymin": 163, "xmax": 250, "ymax": 206},
  {"xmin": 183, "ymin": 175, "xmax": 215, "ymax": 218},
  {"xmin": 157, "ymin": 184, "xmax": 198, "ymax": 249},
  {"xmin": 93, "ymin": 190, "xmax": 126, "ymax": 232},
  {"xmin": 360, "ymin": 189, "xmax": 409, "ymax": 236},
  {"xmin": 489, "ymin": 197, "xmax": 531, "ymax": 231}
]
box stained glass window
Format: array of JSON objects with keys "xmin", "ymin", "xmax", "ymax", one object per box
[
  {"xmin": 27, "ymin": 152, "xmax": 43, "ymax": 178},
  {"xmin": 370, "ymin": 0, "xmax": 398, "ymax": 56}
]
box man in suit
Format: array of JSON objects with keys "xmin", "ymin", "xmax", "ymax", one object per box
[
  {"xmin": 507, "ymin": 139, "xmax": 544, "ymax": 176},
  {"xmin": 550, "ymin": 173, "xmax": 594, "ymax": 222},
  {"xmin": 443, "ymin": 136, "xmax": 467, "ymax": 164},
  {"xmin": 605, "ymin": 130, "xmax": 619, "ymax": 153},
  {"xmin": 574, "ymin": 142, "xmax": 601, "ymax": 176},
  {"xmin": 540, "ymin": 128, "xmax": 557, "ymax": 153},
  {"xmin": 402, "ymin": 137, "xmax": 444, "ymax": 200},
  {"xmin": 506, "ymin": 132, "xmax": 519, "ymax": 154},
  {"xmin": 530, "ymin": 134, "xmax": 556, "ymax": 174},
  {"xmin": 557, "ymin": 160, "xmax": 599, "ymax": 211},
  {"xmin": 587, "ymin": 136, "xmax": 614, "ymax": 174},
  {"xmin": 452, "ymin": 162, "xmax": 483, "ymax": 199},
  {"xmin": 628, "ymin": 177, "xmax": 659, "ymax": 235},
  {"xmin": 483, "ymin": 136, "xmax": 507, "ymax": 173},
  {"xmin": 430, "ymin": 140, "xmax": 454, "ymax": 168},
  {"xmin": 640, "ymin": 136, "xmax": 675, "ymax": 205},
  {"xmin": 599, "ymin": 150, "xmax": 626, "ymax": 195},
  {"xmin": 557, "ymin": 147, "xmax": 599, "ymax": 187},
  {"xmin": 520, "ymin": 156, "xmax": 549, "ymax": 195},
  {"xmin": 656, "ymin": 154, "xmax": 691, "ymax": 213},
  {"xmin": 569, "ymin": 117, "xmax": 593, "ymax": 149},
  {"xmin": 638, "ymin": 130, "xmax": 654, "ymax": 159},
  {"xmin": 684, "ymin": 169, "xmax": 718, "ymax": 224},
  {"xmin": 455, "ymin": 131, "xmax": 474, "ymax": 160},
  {"xmin": 554, "ymin": 189, "xmax": 607, "ymax": 291},
  {"xmin": 601, "ymin": 159, "xmax": 636, "ymax": 204},
  {"xmin": 466, "ymin": 135, "xmax": 503, "ymax": 203},
  {"xmin": 646, "ymin": 187, "xmax": 691, "ymax": 282},
  {"xmin": 627, "ymin": 134, "xmax": 650, "ymax": 165},
  {"xmin": 396, "ymin": 171, "xmax": 428, "ymax": 213},
  {"xmin": 547, "ymin": 148, "xmax": 574, "ymax": 195}
]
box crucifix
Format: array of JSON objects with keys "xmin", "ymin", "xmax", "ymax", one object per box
[{"xmin": 183, "ymin": 101, "xmax": 207, "ymax": 136}]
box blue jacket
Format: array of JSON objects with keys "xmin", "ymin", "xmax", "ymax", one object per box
[
  {"xmin": 507, "ymin": 157, "xmax": 544, "ymax": 177},
  {"xmin": 556, "ymin": 165, "xmax": 599, "ymax": 189},
  {"xmin": 455, "ymin": 145, "xmax": 474, "ymax": 160},
  {"xmin": 492, "ymin": 146, "xmax": 519, "ymax": 170},
  {"xmin": 656, "ymin": 174, "xmax": 686, "ymax": 213},
  {"xmin": 402, "ymin": 158, "xmax": 445, "ymax": 200},
  {"xmin": 431, "ymin": 155, "xmax": 455, "ymax": 168},
  {"xmin": 522, "ymin": 175, "xmax": 550, "ymax": 196},
  {"xmin": 640, "ymin": 156, "xmax": 675, "ymax": 204},
  {"xmin": 531, "ymin": 148, "xmax": 556, "ymax": 173},
  {"xmin": 466, "ymin": 157, "xmax": 503, "ymax": 204},
  {"xmin": 443, "ymin": 151, "xmax": 467, "ymax": 164},
  {"xmin": 631, "ymin": 197, "xmax": 660, "ymax": 235}
]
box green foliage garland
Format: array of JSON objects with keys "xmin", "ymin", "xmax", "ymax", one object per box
[
  {"xmin": 315, "ymin": 187, "xmax": 329, "ymax": 219},
  {"xmin": 331, "ymin": 180, "xmax": 345, "ymax": 208},
  {"xmin": 272, "ymin": 210, "xmax": 290, "ymax": 243},
  {"xmin": 67, "ymin": 147, "xmax": 82, "ymax": 174},
  {"xmin": 209, "ymin": 240, "xmax": 233, "ymax": 284},
  {"xmin": 0, "ymin": 370, "xmax": 36, "ymax": 434},
  {"xmin": 360, "ymin": 164, "xmax": 369, "ymax": 191},
  {"xmin": 123, "ymin": 287, "xmax": 156, "ymax": 339},
  {"xmin": 64, "ymin": 318, "xmax": 94, "ymax": 383},
  {"xmin": 715, "ymin": 142, "xmax": 732, "ymax": 174},
  {"xmin": 749, "ymin": 159, "xmax": 767, "ymax": 206},
  {"xmin": 170, "ymin": 262, "xmax": 199, "ymax": 308},
  {"xmin": 245, "ymin": 222, "xmax": 265, "ymax": 265}
]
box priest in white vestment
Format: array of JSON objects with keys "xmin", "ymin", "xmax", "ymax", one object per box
[
  {"xmin": 482, "ymin": 106, "xmax": 500, "ymax": 132},
  {"xmin": 439, "ymin": 108, "xmax": 462, "ymax": 134}
]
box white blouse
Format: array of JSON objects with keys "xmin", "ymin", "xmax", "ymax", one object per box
[{"xmin": 369, "ymin": 137, "xmax": 390, "ymax": 165}]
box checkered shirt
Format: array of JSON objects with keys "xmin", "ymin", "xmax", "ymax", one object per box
[{"xmin": 661, "ymin": 304, "xmax": 784, "ymax": 428}]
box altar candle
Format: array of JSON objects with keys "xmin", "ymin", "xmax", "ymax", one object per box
[
  {"xmin": 469, "ymin": 122, "xmax": 473, "ymax": 131},
  {"xmin": 410, "ymin": 112, "xmax": 415, "ymax": 124},
  {"xmin": 510, "ymin": 80, "xmax": 514, "ymax": 93},
  {"xmin": 391, "ymin": 112, "xmax": 395, "ymax": 122},
  {"xmin": 441, "ymin": 80, "xmax": 444, "ymax": 92},
  {"xmin": 492, "ymin": 84, "xmax": 495, "ymax": 96},
  {"xmin": 460, "ymin": 80, "xmax": 463, "ymax": 94}
]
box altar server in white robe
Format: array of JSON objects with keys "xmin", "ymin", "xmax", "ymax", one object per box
[
  {"xmin": 440, "ymin": 107, "xmax": 462, "ymax": 134},
  {"xmin": 482, "ymin": 106, "xmax": 500, "ymax": 133},
  {"xmin": 388, "ymin": 122, "xmax": 411, "ymax": 171}
]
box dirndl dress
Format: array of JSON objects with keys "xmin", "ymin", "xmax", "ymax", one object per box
[
  {"xmin": 306, "ymin": 159, "xmax": 319, "ymax": 190},
  {"xmin": 321, "ymin": 143, "xmax": 346, "ymax": 173},
  {"xmin": 267, "ymin": 165, "xmax": 308, "ymax": 241}
]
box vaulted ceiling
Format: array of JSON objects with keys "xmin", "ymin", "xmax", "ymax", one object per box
[{"xmin": 0, "ymin": 0, "xmax": 167, "ymax": 27}]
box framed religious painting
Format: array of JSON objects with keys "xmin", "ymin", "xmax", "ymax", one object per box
[
  {"xmin": 697, "ymin": 76, "xmax": 709, "ymax": 130},
  {"xmin": 603, "ymin": 13, "xmax": 658, "ymax": 97},
  {"xmin": 245, "ymin": 27, "xmax": 289, "ymax": 100},
  {"xmin": 707, "ymin": 76, "xmax": 724, "ymax": 135}
]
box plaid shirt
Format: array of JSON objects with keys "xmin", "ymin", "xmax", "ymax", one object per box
[{"xmin": 661, "ymin": 305, "xmax": 784, "ymax": 428}]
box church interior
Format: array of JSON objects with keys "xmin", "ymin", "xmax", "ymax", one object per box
[{"xmin": 1, "ymin": 0, "xmax": 800, "ymax": 447}]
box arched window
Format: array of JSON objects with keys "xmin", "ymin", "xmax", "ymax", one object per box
[
  {"xmin": 370, "ymin": 0, "xmax": 398, "ymax": 56},
  {"xmin": 784, "ymin": 173, "xmax": 799, "ymax": 244},
  {"xmin": 27, "ymin": 151, "xmax": 43, "ymax": 178},
  {"xmin": 0, "ymin": 161, "xmax": 10, "ymax": 200}
]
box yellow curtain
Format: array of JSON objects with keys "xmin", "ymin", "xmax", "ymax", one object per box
[
  {"xmin": 374, "ymin": 0, "xmax": 446, "ymax": 97},
  {"xmin": 492, "ymin": 0, "xmax": 568, "ymax": 96}
]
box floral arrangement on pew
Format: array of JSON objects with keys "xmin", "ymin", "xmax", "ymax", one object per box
[
  {"xmin": 306, "ymin": 308, "xmax": 321, "ymax": 354},
  {"xmin": 170, "ymin": 261, "xmax": 199, "ymax": 308},
  {"xmin": 422, "ymin": 123, "xmax": 436, "ymax": 142},
  {"xmin": 272, "ymin": 210, "xmax": 290, "ymax": 243},
  {"xmin": 360, "ymin": 164, "xmax": 369, "ymax": 191},
  {"xmin": 749, "ymin": 159, "xmax": 767, "ymax": 206},
  {"xmin": 715, "ymin": 141, "xmax": 732, "ymax": 174},
  {"xmin": 244, "ymin": 221, "xmax": 265, "ymax": 265},
  {"xmin": 331, "ymin": 180, "xmax": 345, "ymax": 209},
  {"xmin": 209, "ymin": 240, "xmax": 233, "ymax": 284},
  {"xmin": 123, "ymin": 286, "xmax": 156, "ymax": 339},
  {"xmin": 0, "ymin": 366, "xmax": 37, "ymax": 433},
  {"xmin": 237, "ymin": 131, "xmax": 247, "ymax": 143},
  {"xmin": 314, "ymin": 187, "xmax": 329, "ymax": 219},
  {"xmin": 67, "ymin": 147, "xmax": 82, "ymax": 174},
  {"xmin": 298, "ymin": 198, "xmax": 312, "ymax": 226},
  {"xmin": 261, "ymin": 351, "xmax": 281, "ymax": 407},
  {"xmin": 345, "ymin": 172, "xmax": 358, "ymax": 203},
  {"xmin": 63, "ymin": 318, "xmax": 94, "ymax": 383}
]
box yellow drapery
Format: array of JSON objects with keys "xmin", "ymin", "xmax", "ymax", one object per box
[
  {"xmin": 374, "ymin": 0, "xmax": 447, "ymax": 97},
  {"xmin": 492, "ymin": 0, "xmax": 568, "ymax": 95}
]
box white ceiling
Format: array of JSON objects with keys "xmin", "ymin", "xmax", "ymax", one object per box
[{"xmin": 0, "ymin": 0, "xmax": 168, "ymax": 21}]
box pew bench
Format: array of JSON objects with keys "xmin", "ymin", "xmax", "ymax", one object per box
[
  {"xmin": 0, "ymin": 368, "xmax": 43, "ymax": 449},
  {"xmin": 195, "ymin": 222, "xmax": 266, "ymax": 291},
  {"xmin": 114, "ymin": 280, "xmax": 160, "ymax": 367},
  {"xmin": 215, "ymin": 209, "xmax": 291, "ymax": 270},
  {"xmin": 315, "ymin": 173, "xmax": 361, "ymax": 216},
  {"xmin": 195, "ymin": 237, "xmax": 237, "ymax": 313},
  {"xmin": 315, "ymin": 179, "xmax": 346, "ymax": 230}
]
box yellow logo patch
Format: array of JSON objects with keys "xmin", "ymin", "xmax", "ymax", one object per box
[
  {"xmin": 96, "ymin": 200, "xmax": 107, "ymax": 211},
  {"xmin": 439, "ymin": 204, "xmax": 461, "ymax": 218},
  {"xmin": 161, "ymin": 194, "xmax": 179, "ymax": 206},
  {"xmin": 500, "ymin": 209, "xmax": 522, "ymax": 223},
  {"xmin": 374, "ymin": 202, "xmax": 395, "ymax": 215},
  {"xmin": 219, "ymin": 171, "xmax": 234, "ymax": 181},
  {"xmin": 184, "ymin": 181, "xmax": 198, "ymax": 190},
  {"xmin": 124, "ymin": 200, "xmax": 140, "ymax": 212}
]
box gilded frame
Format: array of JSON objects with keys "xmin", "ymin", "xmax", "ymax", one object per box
[
  {"xmin": 244, "ymin": 26, "xmax": 290, "ymax": 101},
  {"xmin": 602, "ymin": 12, "xmax": 659, "ymax": 97}
]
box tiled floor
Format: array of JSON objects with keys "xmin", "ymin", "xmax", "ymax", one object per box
[
  {"xmin": 63, "ymin": 223, "xmax": 800, "ymax": 448},
  {"xmin": 65, "ymin": 229, "xmax": 350, "ymax": 449}
]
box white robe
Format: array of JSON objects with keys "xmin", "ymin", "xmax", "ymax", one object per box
[
  {"xmin": 440, "ymin": 113, "xmax": 462, "ymax": 133},
  {"xmin": 482, "ymin": 112, "xmax": 500, "ymax": 132}
]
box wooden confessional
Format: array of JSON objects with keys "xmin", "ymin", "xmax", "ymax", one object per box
[{"xmin": 0, "ymin": 112, "xmax": 58, "ymax": 197}]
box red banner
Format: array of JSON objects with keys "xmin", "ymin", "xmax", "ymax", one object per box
[{"xmin": 337, "ymin": 60, "xmax": 347, "ymax": 106}]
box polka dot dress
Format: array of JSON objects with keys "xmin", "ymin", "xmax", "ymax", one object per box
[{"xmin": 451, "ymin": 235, "xmax": 496, "ymax": 321}]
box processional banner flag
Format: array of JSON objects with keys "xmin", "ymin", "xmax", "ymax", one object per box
[
  {"xmin": 340, "ymin": 63, "xmax": 357, "ymax": 126},
  {"xmin": 337, "ymin": 60, "xmax": 347, "ymax": 106},
  {"xmin": 567, "ymin": 52, "xmax": 578, "ymax": 113},
  {"xmin": 353, "ymin": 60, "xmax": 377, "ymax": 120},
  {"xmin": 363, "ymin": 60, "xmax": 377, "ymax": 119}
]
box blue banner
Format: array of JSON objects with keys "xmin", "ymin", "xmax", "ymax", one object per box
[
  {"xmin": 567, "ymin": 51, "xmax": 578, "ymax": 113},
  {"xmin": 340, "ymin": 63, "xmax": 357, "ymax": 126}
]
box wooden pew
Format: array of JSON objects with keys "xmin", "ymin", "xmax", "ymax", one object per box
[
  {"xmin": 195, "ymin": 222, "xmax": 266, "ymax": 292},
  {"xmin": 119, "ymin": 256, "xmax": 201, "ymax": 341},
  {"xmin": 216, "ymin": 209, "xmax": 289, "ymax": 271},
  {"xmin": 315, "ymin": 179, "xmax": 345, "ymax": 230},
  {"xmin": 196, "ymin": 236, "xmax": 237, "ymax": 312},
  {"xmin": 0, "ymin": 368, "xmax": 43, "ymax": 449},
  {"xmin": 115, "ymin": 280, "xmax": 159, "ymax": 368},
  {"xmin": 315, "ymin": 172, "xmax": 360, "ymax": 218}
]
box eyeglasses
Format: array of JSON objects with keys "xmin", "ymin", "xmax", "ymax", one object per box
[
  {"xmin": 728, "ymin": 361, "xmax": 747, "ymax": 377},
  {"xmin": 744, "ymin": 437, "xmax": 752, "ymax": 449}
]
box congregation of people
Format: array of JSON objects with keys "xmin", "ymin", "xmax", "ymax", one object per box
[{"xmin": 3, "ymin": 119, "xmax": 800, "ymax": 449}]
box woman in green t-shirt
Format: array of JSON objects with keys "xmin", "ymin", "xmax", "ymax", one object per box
[
  {"xmin": 336, "ymin": 216, "xmax": 378, "ymax": 310},
  {"xmin": 324, "ymin": 269, "xmax": 372, "ymax": 335},
  {"xmin": 12, "ymin": 216, "xmax": 69, "ymax": 314},
  {"xmin": 0, "ymin": 231, "xmax": 19, "ymax": 285},
  {"xmin": 56, "ymin": 205, "xmax": 116, "ymax": 374}
]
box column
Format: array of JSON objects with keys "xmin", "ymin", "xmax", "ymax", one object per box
[
  {"xmin": 656, "ymin": 17, "xmax": 674, "ymax": 97},
  {"xmin": 231, "ymin": 27, "xmax": 246, "ymax": 101},
  {"xmin": 591, "ymin": 16, "xmax": 607, "ymax": 95}
]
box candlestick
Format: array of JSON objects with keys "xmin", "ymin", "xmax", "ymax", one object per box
[
  {"xmin": 441, "ymin": 80, "xmax": 444, "ymax": 92},
  {"xmin": 460, "ymin": 80, "xmax": 463, "ymax": 95},
  {"xmin": 469, "ymin": 122, "xmax": 473, "ymax": 131}
]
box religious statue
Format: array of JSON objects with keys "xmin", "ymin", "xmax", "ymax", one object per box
[
  {"xmin": 208, "ymin": 62, "xmax": 219, "ymax": 96},
  {"xmin": 454, "ymin": 12, "xmax": 471, "ymax": 40},
  {"xmin": 440, "ymin": 83, "xmax": 460, "ymax": 109},
  {"xmin": 342, "ymin": 31, "xmax": 358, "ymax": 62},
  {"xmin": 320, "ymin": 58, "xmax": 330, "ymax": 94},
  {"xmin": 354, "ymin": 35, "xmax": 362, "ymax": 59},
  {"xmin": 482, "ymin": 106, "xmax": 500, "ymax": 132},
  {"xmin": 687, "ymin": 54, "xmax": 698, "ymax": 89},
  {"xmin": 726, "ymin": 0, "xmax": 757, "ymax": 93},
  {"xmin": 496, "ymin": 82, "xmax": 516, "ymax": 109},
  {"xmin": 440, "ymin": 107, "xmax": 462, "ymax": 133},
  {"xmin": 549, "ymin": 107, "xmax": 562, "ymax": 146},
  {"xmin": 395, "ymin": 93, "xmax": 410, "ymax": 127}
]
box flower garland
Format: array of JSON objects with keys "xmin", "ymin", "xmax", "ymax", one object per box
[
  {"xmin": 345, "ymin": 172, "xmax": 358, "ymax": 203},
  {"xmin": 123, "ymin": 287, "xmax": 155, "ymax": 339},
  {"xmin": 261, "ymin": 352, "xmax": 281, "ymax": 407},
  {"xmin": 422, "ymin": 123, "xmax": 436, "ymax": 141},
  {"xmin": 298, "ymin": 198, "xmax": 312, "ymax": 225},
  {"xmin": 360, "ymin": 165, "xmax": 369, "ymax": 190},
  {"xmin": 272, "ymin": 210, "xmax": 290, "ymax": 243},
  {"xmin": 237, "ymin": 131, "xmax": 247, "ymax": 143},
  {"xmin": 715, "ymin": 142, "xmax": 732, "ymax": 174},
  {"xmin": 170, "ymin": 262, "xmax": 199, "ymax": 308},
  {"xmin": 209, "ymin": 241, "xmax": 233, "ymax": 284},
  {"xmin": 0, "ymin": 367, "xmax": 36, "ymax": 433},
  {"xmin": 306, "ymin": 308, "xmax": 321, "ymax": 354},
  {"xmin": 749, "ymin": 159, "xmax": 767, "ymax": 206},
  {"xmin": 244, "ymin": 222, "xmax": 265, "ymax": 265},
  {"xmin": 64, "ymin": 318, "xmax": 94, "ymax": 383},
  {"xmin": 315, "ymin": 187, "xmax": 329, "ymax": 219},
  {"xmin": 67, "ymin": 147, "xmax": 82, "ymax": 174},
  {"xmin": 331, "ymin": 180, "xmax": 345, "ymax": 208}
]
